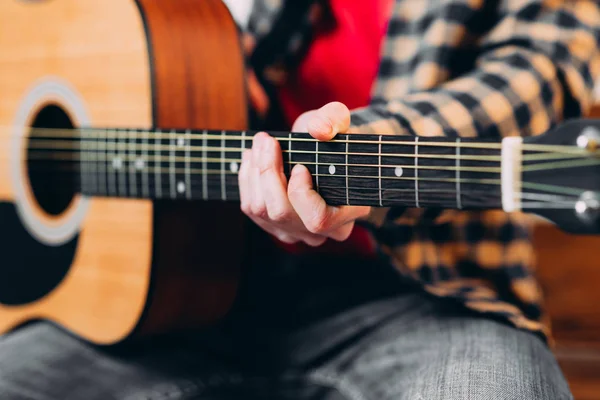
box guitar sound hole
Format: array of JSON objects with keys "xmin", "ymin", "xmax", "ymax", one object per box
[{"xmin": 27, "ymin": 104, "xmax": 77, "ymax": 216}]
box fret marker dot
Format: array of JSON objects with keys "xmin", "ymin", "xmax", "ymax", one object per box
[
  {"xmin": 112, "ymin": 157, "xmax": 123, "ymax": 170},
  {"xmin": 230, "ymin": 161, "xmax": 239, "ymax": 173},
  {"xmin": 394, "ymin": 167, "xmax": 403, "ymax": 177},
  {"xmin": 135, "ymin": 158, "xmax": 145, "ymax": 170},
  {"xmin": 177, "ymin": 181, "xmax": 186, "ymax": 194},
  {"xmin": 177, "ymin": 137, "xmax": 185, "ymax": 147},
  {"xmin": 328, "ymin": 165, "xmax": 336, "ymax": 175}
]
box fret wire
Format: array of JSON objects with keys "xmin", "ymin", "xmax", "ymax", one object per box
[
  {"xmin": 113, "ymin": 133, "xmax": 119, "ymax": 196},
  {"xmin": 345, "ymin": 137, "xmax": 349, "ymax": 206},
  {"xmin": 98, "ymin": 129, "xmax": 107, "ymax": 196},
  {"xmin": 202, "ymin": 130, "xmax": 208, "ymax": 200},
  {"xmin": 456, "ymin": 138, "xmax": 462, "ymax": 209},
  {"xmin": 288, "ymin": 132, "xmax": 292, "ymax": 172},
  {"xmin": 88, "ymin": 129, "xmax": 94, "ymax": 194},
  {"xmin": 241, "ymin": 131, "xmax": 246, "ymax": 185},
  {"xmin": 129, "ymin": 129, "xmax": 137, "ymax": 198},
  {"xmin": 120, "ymin": 130, "xmax": 128, "ymax": 196},
  {"xmin": 108, "ymin": 129, "xmax": 116, "ymax": 196},
  {"xmin": 185, "ymin": 129, "xmax": 192, "ymax": 200},
  {"xmin": 155, "ymin": 129, "xmax": 162, "ymax": 198},
  {"xmin": 142, "ymin": 128, "xmax": 149, "ymax": 198},
  {"xmin": 315, "ymin": 141, "xmax": 319, "ymax": 191},
  {"xmin": 414, "ymin": 137, "xmax": 420, "ymax": 208},
  {"xmin": 221, "ymin": 130, "xmax": 226, "ymax": 201},
  {"xmin": 378, "ymin": 135, "xmax": 382, "ymax": 207},
  {"xmin": 169, "ymin": 130, "xmax": 176, "ymax": 199},
  {"xmin": 79, "ymin": 129, "xmax": 87, "ymax": 194},
  {"xmin": 89, "ymin": 129, "xmax": 97, "ymax": 194}
]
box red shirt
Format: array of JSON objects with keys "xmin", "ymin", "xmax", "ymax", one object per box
[{"xmin": 274, "ymin": 0, "xmax": 394, "ymax": 256}]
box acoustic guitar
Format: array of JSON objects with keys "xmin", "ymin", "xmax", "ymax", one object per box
[{"xmin": 0, "ymin": 0, "xmax": 599, "ymax": 345}]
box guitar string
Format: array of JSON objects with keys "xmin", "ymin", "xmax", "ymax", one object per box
[
  {"xmin": 1, "ymin": 125, "xmax": 597, "ymax": 154},
  {"xmin": 20, "ymin": 150, "xmax": 600, "ymax": 174},
  {"xmin": 11, "ymin": 126, "xmax": 599, "ymax": 154},
  {"xmin": 12, "ymin": 161, "xmax": 570, "ymax": 190},
  {"xmin": 17, "ymin": 161, "xmax": 596, "ymax": 202},
  {"xmin": 37, "ymin": 172, "xmax": 577, "ymax": 209},
  {"xmin": 20, "ymin": 130, "xmax": 597, "ymax": 157},
  {"xmin": 22, "ymin": 151, "xmax": 504, "ymax": 173},
  {"xmin": 23, "ymin": 161, "xmax": 587, "ymax": 200},
  {"xmin": 23, "ymin": 163, "xmax": 570, "ymax": 198},
  {"xmin": 81, "ymin": 181, "xmax": 579, "ymax": 204},
  {"xmin": 6, "ymin": 130, "xmax": 595, "ymax": 200},
  {"xmin": 12, "ymin": 139, "xmax": 593, "ymax": 164},
  {"xmin": 24, "ymin": 159, "xmax": 581, "ymax": 208},
  {"xmin": 17, "ymin": 152, "xmax": 600, "ymax": 179}
]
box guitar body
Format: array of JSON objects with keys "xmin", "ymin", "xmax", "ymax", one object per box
[{"xmin": 0, "ymin": 0, "xmax": 247, "ymax": 344}]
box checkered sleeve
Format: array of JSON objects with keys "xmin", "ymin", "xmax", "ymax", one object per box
[{"xmin": 350, "ymin": 0, "xmax": 600, "ymax": 139}]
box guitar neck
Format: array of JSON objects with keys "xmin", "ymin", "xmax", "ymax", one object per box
[{"xmin": 28, "ymin": 127, "xmax": 512, "ymax": 210}]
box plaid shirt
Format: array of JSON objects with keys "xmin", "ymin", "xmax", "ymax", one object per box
[{"xmin": 243, "ymin": 0, "xmax": 600, "ymax": 342}]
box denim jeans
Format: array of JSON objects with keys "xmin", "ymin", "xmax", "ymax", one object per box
[{"xmin": 0, "ymin": 238, "xmax": 573, "ymax": 400}]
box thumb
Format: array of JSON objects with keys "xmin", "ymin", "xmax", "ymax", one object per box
[{"xmin": 292, "ymin": 102, "xmax": 351, "ymax": 141}]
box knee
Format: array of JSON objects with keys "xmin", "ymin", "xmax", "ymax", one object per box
[
  {"xmin": 354, "ymin": 319, "xmax": 573, "ymax": 400},
  {"xmin": 409, "ymin": 321, "xmax": 573, "ymax": 400}
]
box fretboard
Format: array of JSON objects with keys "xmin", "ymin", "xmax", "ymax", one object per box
[{"xmin": 27, "ymin": 128, "xmax": 504, "ymax": 209}]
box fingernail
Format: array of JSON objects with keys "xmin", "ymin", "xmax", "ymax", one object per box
[{"xmin": 291, "ymin": 164, "xmax": 304, "ymax": 176}]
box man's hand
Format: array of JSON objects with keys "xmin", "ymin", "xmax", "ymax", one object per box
[{"xmin": 238, "ymin": 102, "xmax": 371, "ymax": 246}]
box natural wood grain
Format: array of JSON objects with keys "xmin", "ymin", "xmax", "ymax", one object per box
[
  {"xmin": 0, "ymin": 0, "xmax": 154, "ymax": 344},
  {"xmin": 534, "ymin": 225, "xmax": 600, "ymax": 343},
  {"xmin": 554, "ymin": 344, "xmax": 600, "ymax": 400},
  {"xmin": 135, "ymin": 0, "xmax": 248, "ymax": 335}
]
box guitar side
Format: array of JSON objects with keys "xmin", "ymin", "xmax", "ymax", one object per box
[{"xmin": 0, "ymin": 0, "xmax": 247, "ymax": 344}]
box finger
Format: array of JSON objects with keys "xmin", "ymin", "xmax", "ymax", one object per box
[
  {"xmin": 253, "ymin": 132, "xmax": 295, "ymax": 223},
  {"xmin": 291, "ymin": 109, "xmax": 316, "ymax": 132},
  {"xmin": 327, "ymin": 221, "xmax": 356, "ymax": 242},
  {"xmin": 288, "ymin": 164, "xmax": 370, "ymax": 235},
  {"xmin": 249, "ymin": 214, "xmax": 326, "ymax": 247},
  {"xmin": 302, "ymin": 234, "xmax": 328, "ymax": 247},
  {"xmin": 306, "ymin": 102, "xmax": 351, "ymax": 141},
  {"xmin": 238, "ymin": 150, "xmax": 253, "ymax": 215},
  {"xmin": 291, "ymin": 102, "xmax": 351, "ymax": 139},
  {"xmin": 248, "ymin": 147, "xmax": 267, "ymax": 220}
]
